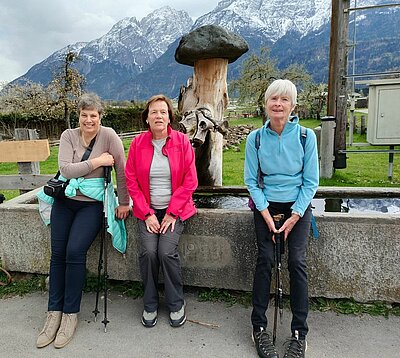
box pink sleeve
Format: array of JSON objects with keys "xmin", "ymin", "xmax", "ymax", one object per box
[{"xmin": 125, "ymin": 138, "xmax": 154, "ymax": 220}]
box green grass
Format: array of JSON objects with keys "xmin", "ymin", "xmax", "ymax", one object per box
[
  {"xmin": 84, "ymin": 273, "xmax": 144, "ymax": 299},
  {"xmin": 310, "ymin": 297, "xmax": 400, "ymax": 317},
  {"xmin": 223, "ymin": 141, "xmax": 246, "ymax": 185},
  {"xmin": 198, "ymin": 287, "xmax": 252, "ymax": 308},
  {"xmin": 2, "ymin": 272, "xmax": 398, "ymax": 318},
  {"xmin": 228, "ymin": 116, "xmax": 263, "ymax": 128},
  {"xmin": 0, "ymin": 272, "xmax": 46, "ymax": 299},
  {"xmin": 196, "ymin": 287, "xmax": 400, "ymax": 317},
  {"xmin": 0, "ymin": 270, "xmax": 145, "ymax": 300}
]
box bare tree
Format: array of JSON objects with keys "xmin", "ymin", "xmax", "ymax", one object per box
[
  {"xmin": 298, "ymin": 83, "xmax": 328, "ymax": 120},
  {"xmin": 50, "ymin": 51, "xmax": 85, "ymax": 129},
  {"xmin": 230, "ymin": 48, "xmax": 313, "ymax": 118},
  {"xmin": 230, "ymin": 48, "xmax": 279, "ymax": 113}
]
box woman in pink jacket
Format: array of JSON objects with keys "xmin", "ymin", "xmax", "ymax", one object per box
[{"xmin": 125, "ymin": 94, "xmax": 198, "ymax": 328}]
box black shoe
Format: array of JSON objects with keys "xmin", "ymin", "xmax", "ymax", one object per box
[
  {"xmin": 141, "ymin": 310, "xmax": 157, "ymax": 328},
  {"xmin": 283, "ymin": 330, "xmax": 307, "ymax": 358},
  {"xmin": 252, "ymin": 327, "xmax": 279, "ymax": 358}
]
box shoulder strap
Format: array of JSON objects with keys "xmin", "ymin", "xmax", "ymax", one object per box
[
  {"xmin": 254, "ymin": 129, "xmax": 265, "ymax": 189},
  {"xmin": 53, "ymin": 136, "xmax": 96, "ymax": 181},
  {"xmin": 300, "ymin": 126, "xmax": 307, "ymax": 150},
  {"xmin": 255, "ymin": 129, "xmax": 261, "ymax": 150},
  {"xmin": 81, "ymin": 136, "xmax": 97, "ymax": 162}
]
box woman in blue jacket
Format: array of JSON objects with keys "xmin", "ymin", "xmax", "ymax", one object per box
[{"xmin": 244, "ymin": 79, "xmax": 319, "ymax": 358}]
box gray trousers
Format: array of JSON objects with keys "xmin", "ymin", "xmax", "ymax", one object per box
[{"xmin": 137, "ymin": 209, "xmax": 185, "ymax": 313}]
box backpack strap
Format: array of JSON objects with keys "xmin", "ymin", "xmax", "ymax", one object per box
[
  {"xmin": 254, "ymin": 129, "xmax": 265, "ymax": 189},
  {"xmin": 300, "ymin": 126, "xmax": 307, "ymax": 150}
]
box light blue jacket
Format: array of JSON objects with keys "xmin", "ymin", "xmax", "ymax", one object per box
[
  {"xmin": 244, "ymin": 117, "xmax": 319, "ymax": 216},
  {"xmin": 37, "ymin": 175, "xmax": 127, "ymax": 254}
]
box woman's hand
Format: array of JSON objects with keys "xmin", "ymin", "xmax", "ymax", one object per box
[
  {"xmin": 260, "ymin": 208, "xmax": 279, "ymax": 241},
  {"xmin": 91, "ymin": 152, "xmax": 114, "ymax": 169},
  {"xmin": 278, "ymin": 213, "xmax": 300, "ymax": 240},
  {"xmin": 145, "ymin": 214, "xmax": 160, "ymax": 233},
  {"xmin": 160, "ymin": 214, "xmax": 177, "ymax": 234},
  {"xmin": 115, "ymin": 205, "xmax": 130, "ymax": 220}
]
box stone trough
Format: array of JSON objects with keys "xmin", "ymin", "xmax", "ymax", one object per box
[{"xmin": 0, "ymin": 188, "xmax": 399, "ymax": 303}]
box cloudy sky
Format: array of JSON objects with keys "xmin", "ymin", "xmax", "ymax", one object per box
[{"xmin": 0, "ymin": 0, "xmax": 220, "ymax": 85}]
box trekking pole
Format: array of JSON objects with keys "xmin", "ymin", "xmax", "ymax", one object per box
[
  {"xmin": 93, "ymin": 167, "xmax": 110, "ymax": 321},
  {"xmin": 102, "ymin": 166, "xmax": 112, "ymax": 332},
  {"xmin": 272, "ymin": 213, "xmax": 285, "ymax": 345},
  {"xmin": 92, "ymin": 225, "xmax": 104, "ymax": 321}
]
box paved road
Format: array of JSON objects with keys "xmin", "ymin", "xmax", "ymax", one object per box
[{"xmin": 1, "ymin": 291, "xmax": 399, "ymax": 358}]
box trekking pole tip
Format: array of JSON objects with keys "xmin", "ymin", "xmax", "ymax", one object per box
[{"xmin": 93, "ymin": 309, "xmax": 99, "ymax": 322}]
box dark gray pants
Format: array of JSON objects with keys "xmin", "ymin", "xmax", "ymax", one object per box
[{"xmin": 137, "ymin": 209, "xmax": 185, "ymax": 313}]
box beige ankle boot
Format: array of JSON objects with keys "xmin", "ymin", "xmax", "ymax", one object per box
[
  {"xmin": 36, "ymin": 311, "xmax": 62, "ymax": 348},
  {"xmin": 54, "ymin": 313, "xmax": 78, "ymax": 349}
]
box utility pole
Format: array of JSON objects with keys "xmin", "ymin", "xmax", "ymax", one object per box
[{"xmin": 327, "ymin": 0, "xmax": 350, "ymax": 169}]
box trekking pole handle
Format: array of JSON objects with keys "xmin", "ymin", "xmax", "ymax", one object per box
[
  {"xmin": 104, "ymin": 166, "xmax": 112, "ymax": 184},
  {"xmin": 273, "ymin": 214, "xmax": 285, "ymax": 253},
  {"xmin": 273, "ymin": 214, "xmax": 284, "ymax": 230}
]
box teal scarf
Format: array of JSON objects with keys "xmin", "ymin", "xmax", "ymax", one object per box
[{"xmin": 37, "ymin": 175, "xmax": 127, "ymax": 254}]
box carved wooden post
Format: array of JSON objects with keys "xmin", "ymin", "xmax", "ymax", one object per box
[{"xmin": 175, "ymin": 25, "xmax": 248, "ymax": 186}]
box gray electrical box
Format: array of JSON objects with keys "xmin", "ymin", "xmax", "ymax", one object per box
[{"xmin": 366, "ymin": 79, "xmax": 400, "ymax": 145}]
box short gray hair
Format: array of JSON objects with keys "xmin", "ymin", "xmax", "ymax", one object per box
[
  {"xmin": 77, "ymin": 93, "xmax": 104, "ymax": 117},
  {"xmin": 264, "ymin": 79, "xmax": 297, "ymax": 106}
]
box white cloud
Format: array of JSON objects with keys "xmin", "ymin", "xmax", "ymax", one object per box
[{"xmin": 0, "ymin": 0, "xmax": 220, "ymax": 83}]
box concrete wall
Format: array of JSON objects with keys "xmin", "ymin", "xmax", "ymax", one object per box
[{"xmin": 0, "ymin": 188, "xmax": 399, "ymax": 303}]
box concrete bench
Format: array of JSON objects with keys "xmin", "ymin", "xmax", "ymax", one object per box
[{"xmin": 0, "ymin": 188, "xmax": 399, "ymax": 303}]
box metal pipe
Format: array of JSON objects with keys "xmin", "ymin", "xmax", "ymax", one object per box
[
  {"xmin": 338, "ymin": 149, "xmax": 400, "ymax": 153},
  {"xmin": 344, "ymin": 71, "xmax": 400, "ymax": 78},
  {"xmin": 345, "ymin": 3, "xmax": 400, "ymax": 13}
]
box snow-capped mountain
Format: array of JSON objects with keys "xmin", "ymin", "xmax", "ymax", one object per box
[
  {"xmin": 18, "ymin": 6, "xmax": 193, "ymax": 97},
  {"xmin": 12, "ymin": 0, "xmax": 400, "ymax": 100},
  {"xmin": 194, "ymin": 0, "xmax": 332, "ymax": 41},
  {"xmin": 80, "ymin": 6, "xmax": 193, "ymax": 70}
]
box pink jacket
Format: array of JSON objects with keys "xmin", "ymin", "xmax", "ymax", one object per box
[{"xmin": 125, "ymin": 126, "xmax": 198, "ymax": 221}]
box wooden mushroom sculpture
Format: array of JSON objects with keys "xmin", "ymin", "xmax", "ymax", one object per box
[{"xmin": 175, "ymin": 25, "xmax": 248, "ymax": 186}]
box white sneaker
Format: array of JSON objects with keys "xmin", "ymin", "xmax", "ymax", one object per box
[
  {"xmin": 169, "ymin": 301, "xmax": 186, "ymax": 327},
  {"xmin": 141, "ymin": 310, "xmax": 157, "ymax": 328}
]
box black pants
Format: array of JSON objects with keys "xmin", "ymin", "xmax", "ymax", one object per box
[
  {"xmin": 251, "ymin": 202, "xmax": 311, "ymax": 339},
  {"xmin": 48, "ymin": 198, "xmax": 103, "ymax": 313}
]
